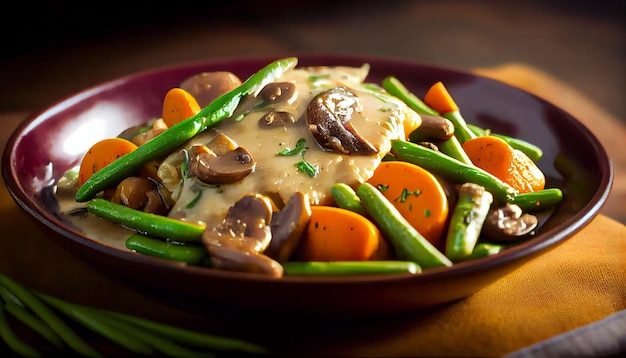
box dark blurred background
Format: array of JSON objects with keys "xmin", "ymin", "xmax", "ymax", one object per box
[{"xmin": 0, "ymin": 0, "xmax": 623, "ymax": 122}]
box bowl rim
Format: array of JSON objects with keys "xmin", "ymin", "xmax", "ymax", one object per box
[{"xmin": 1, "ymin": 53, "xmax": 614, "ymax": 286}]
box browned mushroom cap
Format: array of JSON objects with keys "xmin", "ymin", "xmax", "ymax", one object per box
[
  {"xmin": 409, "ymin": 114, "xmax": 455, "ymax": 142},
  {"xmin": 203, "ymin": 194, "xmax": 283, "ymax": 277},
  {"xmin": 189, "ymin": 134, "xmax": 256, "ymax": 184},
  {"xmin": 109, "ymin": 176, "xmax": 172, "ymax": 214},
  {"xmin": 482, "ymin": 203, "xmax": 538, "ymax": 242},
  {"xmin": 257, "ymin": 82, "xmax": 297, "ymax": 105},
  {"xmin": 179, "ymin": 71, "xmax": 242, "ymax": 108},
  {"xmin": 203, "ymin": 194, "xmax": 274, "ymax": 252},
  {"xmin": 264, "ymin": 192, "xmax": 312, "ymax": 262},
  {"xmin": 207, "ymin": 245, "xmax": 284, "ymax": 277},
  {"xmin": 306, "ymin": 86, "xmax": 377, "ymax": 155}
]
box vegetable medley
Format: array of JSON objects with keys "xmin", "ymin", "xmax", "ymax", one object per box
[{"xmin": 57, "ymin": 57, "xmax": 563, "ymax": 277}]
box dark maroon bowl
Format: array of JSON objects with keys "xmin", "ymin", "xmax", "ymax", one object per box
[{"xmin": 2, "ymin": 54, "xmax": 613, "ymax": 320}]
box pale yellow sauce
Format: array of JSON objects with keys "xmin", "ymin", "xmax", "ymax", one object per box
[
  {"xmin": 56, "ymin": 64, "xmax": 421, "ymax": 250},
  {"xmin": 162, "ymin": 65, "xmax": 419, "ymax": 228}
]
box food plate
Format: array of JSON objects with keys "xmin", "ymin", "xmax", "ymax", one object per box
[{"xmin": 2, "ymin": 54, "xmax": 612, "ymax": 319}]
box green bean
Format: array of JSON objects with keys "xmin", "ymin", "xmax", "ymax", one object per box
[
  {"xmin": 0, "ymin": 284, "xmax": 21, "ymax": 306},
  {"xmin": 101, "ymin": 310, "xmax": 267, "ymax": 354},
  {"xmin": 511, "ymin": 188, "xmax": 563, "ymax": 212},
  {"xmin": 37, "ymin": 293, "xmax": 153, "ymax": 356},
  {"xmin": 460, "ymin": 242, "xmax": 510, "ymax": 261},
  {"xmin": 125, "ymin": 233, "xmax": 209, "ymax": 264},
  {"xmin": 356, "ymin": 182, "xmax": 452, "ymax": 269},
  {"xmin": 86, "ymin": 198, "xmax": 205, "ymax": 243},
  {"xmin": 467, "ymin": 123, "xmax": 543, "ymax": 162},
  {"xmin": 75, "ymin": 57, "xmax": 298, "ymax": 202},
  {"xmin": 95, "ymin": 318, "xmax": 207, "ymax": 358},
  {"xmin": 0, "ymin": 274, "xmax": 102, "ymax": 358},
  {"xmin": 1, "ymin": 301, "xmax": 41, "ymax": 358},
  {"xmin": 38, "ymin": 294, "xmax": 212, "ymax": 357},
  {"xmin": 442, "ymin": 111, "xmax": 476, "ymax": 144},
  {"xmin": 381, "ymin": 76, "xmax": 439, "ymax": 116},
  {"xmin": 3, "ymin": 300, "xmax": 63, "ymax": 349},
  {"xmin": 283, "ymin": 261, "xmax": 421, "ymax": 276},
  {"xmin": 391, "ymin": 139, "xmax": 518, "ymax": 202},
  {"xmin": 436, "ymin": 135, "xmax": 473, "ymax": 165},
  {"xmin": 330, "ymin": 183, "xmax": 366, "ymax": 216},
  {"xmin": 445, "ymin": 183, "xmax": 493, "ymax": 262}
]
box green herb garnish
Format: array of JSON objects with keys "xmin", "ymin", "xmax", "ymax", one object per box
[
  {"xmin": 396, "ymin": 188, "xmax": 421, "ymax": 203},
  {"xmin": 278, "ymin": 138, "xmax": 307, "ymax": 156},
  {"xmin": 295, "ymin": 149, "xmax": 318, "ymax": 178}
]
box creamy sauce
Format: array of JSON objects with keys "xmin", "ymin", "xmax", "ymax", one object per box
[
  {"xmin": 162, "ymin": 65, "xmax": 420, "ymax": 228},
  {"xmin": 55, "ymin": 64, "xmax": 421, "ymax": 249}
]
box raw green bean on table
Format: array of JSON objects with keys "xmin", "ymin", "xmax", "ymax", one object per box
[
  {"xmin": 2, "ymin": 299, "xmax": 63, "ymax": 349},
  {"xmin": 445, "ymin": 183, "xmax": 493, "ymax": 262},
  {"xmin": 391, "ymin": 139, "xmax": 518, "ymax": 202},
  {"xmin": 102, "ymin": 310, "xmax": 266, "ymax": 354},
  {"xmin": 467, "ymin": 123, "xmax": 543, "ymax": 162},
  {"xmin": 356, "ymin": 182, "xmax": 453, "ymax": 269},
  {"xmin": 283, "ymin": 261, "xmax": 421, "ymax": 276},
  {"xmin": 37, "ymin": 294, "xmax": 154, "ymax": 356},
  {"xmin": 0, "ymin": 274, "xmax": 102, "ymax": 358},
  {"xmin": 0, "ymin": 301, "xmax": 41, "ymax": 358},
  {"xmin": 125, "ymin": 233, "xmax": 209, "ymax": 265},
  {"xmin": 86, "ymin": 198, "xmax": 205, "ymax": 243},
  {"xmin": 75, "ymin": 57, "xmax": 298, "ymax": 202}
]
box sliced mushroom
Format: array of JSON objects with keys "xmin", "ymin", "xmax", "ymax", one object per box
[
  {"xmin": 188, "ymin": 133, "xmax": 255, "ymax": 185},
  {"xmin": 482, "ymin": 203, "xmax": 538, "ymax": 242},
  {"xmin": 231, "ymin": 82, "xmax": 298, "ymax": 121},
  {"xmin": 258, "ymin": 111, "xmax": 296, "ymax": 128},
  {"xmin": 306, "ymin": 86, "xmax": 377, "ymax": 155},
  {"xmin": 202, "ymin": 194, "xmax": 283, "ymax": 277},
  {"xmin": 179, "ymin": 71, "xmax": 242, "ymax": 108},
  {"xmin": 409, "ymin": 114, "xmax": 455, "ymax": 142},
  {"xmin": 109, "ymin": 176, "xmax": 172, "ymax": 215},
  {"xmin": 264, "ymin": 192, "xmax": 312, "ymax": 262},
  {"xmin": 257, "ymin": 82, "xmax": 297, "ymax": 105},
  {"xmin": 207, "ymin": 245, "xmax": 284, "ymax": 277},
  {"xmin": 203, "ymin": 194, "xmax": 273, "ymax": 252}
]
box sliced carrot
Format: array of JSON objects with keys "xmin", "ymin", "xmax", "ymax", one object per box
[
  {"xmin": 161, "ymin": 87, "xmax": 201, "ymax": 128},
  {"xmin": 367, "ymin": 161, "xmax": 449, "ymax": 248},
  {"xmin": 462, "ymin": 135, "xmax": 546, "ymax": 194},
  {"xmin": 293, "ymin": 206, "xmax": 383, "ymax": 262},
  {"xmin": 423, "ymin": 81, "xmax": 459, "ymax": 114},
  {"xmin": 78, "ymin": 138, "xmax": 138, "ymax": 186}
]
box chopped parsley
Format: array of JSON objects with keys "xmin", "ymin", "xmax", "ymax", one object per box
[
  {"xmin": 395, "ymin": 188, "xmax": 421, "ymax": 203},
  {"xmin": 180, "ymin": 149, "xmax": 191, "ymax": 179},
  {"xmin": 185, "ymin": 189, "xmax": 203, "ymax": 209},
  {"xmin": 376, "ymin": 184, "xmax": 390, "ymax": 192},
  {"xmin": 278, "ymin": 138, "xmax": 307, "ymax": 156},
  {"xmin": 295, "ymin": 149, "xmax": 318, "ymax": 178}
]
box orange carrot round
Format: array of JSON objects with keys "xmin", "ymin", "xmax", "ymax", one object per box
[
  {"xmin": 78, "ymin": 138, "xmax": 138, "ymax": 185},
  {"xmin": 162, "ymin": 87, "xmax": 201, "ymax": 128},
  {"xmin": 423, "ymin": 81, "xmax": 459, "ymax": 113},
  {"xmin": 367, "ymin": 160, "xmax": 449, "ymax": 248},
  {"xmin": 294, "ymin": 206, "xmax": 383, "ymax": 262},
  {"xmin": 462, "ymin": 135, "xmax": 546, "ymax": 193}
]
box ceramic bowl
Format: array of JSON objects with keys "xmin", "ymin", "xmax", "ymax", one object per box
[{"xmin": 2, "ymin": 54, "xmax": 613, "ymax": 320}]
